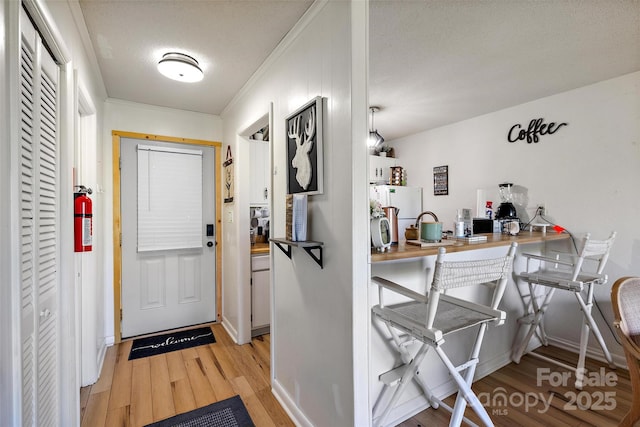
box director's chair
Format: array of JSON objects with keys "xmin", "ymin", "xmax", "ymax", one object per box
[
  {"xmin": 511, "ymin": 231, "xmax": 617, "ymax": 389},
  {"xmin": 372, "ymin": 243, "xmax": 517, "ymax": 427}
]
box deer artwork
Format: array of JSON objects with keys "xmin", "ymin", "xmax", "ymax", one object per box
[{"xmin": 288, "ymin": 106, "xmax": 316, "ymax": 190}]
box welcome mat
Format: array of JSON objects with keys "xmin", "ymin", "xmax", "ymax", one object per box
[
  {"xmin": 128, "ymin": 327, "xmax": 216, "ymax": 360},
  {"xmin": 145, "ymin": 395, "xmax": 254, "ymax": 427}
]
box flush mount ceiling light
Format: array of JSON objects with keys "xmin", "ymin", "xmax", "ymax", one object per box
[
  {"xmin": 368, "ymin": 106, "xmax": 385, "ymax": 148},
  {"xmin": 157, "ymin": 52, "xmax": 203, "ymax": 83}
]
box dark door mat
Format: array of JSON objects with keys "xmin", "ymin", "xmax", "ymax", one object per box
[
  {"xmin": 145, "ymin": 395, "xmax": 255, "ymax": 427},
  {"xmin": 128, "ymin": 326, "xmax": 216, "ymax": 360}
]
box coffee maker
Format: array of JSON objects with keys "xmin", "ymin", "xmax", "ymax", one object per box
[{"xmin": 496, "ymin": 183, "xmax": 517, "ymax": 219}]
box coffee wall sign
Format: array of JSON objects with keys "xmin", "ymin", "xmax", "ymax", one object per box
[{"xmin": 508, "ymin": 118, "xmax": 568, "ymax": 143}]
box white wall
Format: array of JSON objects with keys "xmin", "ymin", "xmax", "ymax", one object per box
[
  {"xmin": 46, "ymin": 0, "xmax": 108, "ymax": 388},
  {"xmin": 101, "ymin": 99, "xmax": 222, "ymax": 341},
  {"xmin": 221, "ymin": 1, "xmax": 369, "ymax": 425},
  {"xmin": 391, "ymin": 71, "xmax": 640, "ymax": 364}
]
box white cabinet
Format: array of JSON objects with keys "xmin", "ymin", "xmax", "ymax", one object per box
[
  {"xmin": 249, "ymin": 139, "xmax": 269, "ymax": 205},
  {"xmin": 251, "ymin": 254, "xmax": 270, "ymax": 335},
  {"xmin": 369, "ymin": 155, "xmax": 398, "ymax": 184}
]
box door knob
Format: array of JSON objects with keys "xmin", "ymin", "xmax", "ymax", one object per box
[{"xmin": 207, "ymin": 241, "xmax": 214, "ymax": 247}]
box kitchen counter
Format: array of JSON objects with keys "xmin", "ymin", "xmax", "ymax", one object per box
[
  {"xmin": 370, "ymin": 231, "xmax": 572, "ymax": 419},
  {"xmin": 251, "ymin": 242, "xmax": 270, "ymax": 255},
  {"xmin": 371, "ymin": 231, "xmax": 570, "ymax": 263}
]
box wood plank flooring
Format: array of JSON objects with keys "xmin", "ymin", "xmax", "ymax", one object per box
[
  {"xmin": 398, "ymin": 345, "xmax": 632, "ymax": 427},
  {"xmin": 80, "ymin": 323, "xmax": 294, "ymax": 427},
  {"xmin": 82, "ymin": 324, "xmax": 632, "ymax": 427}
]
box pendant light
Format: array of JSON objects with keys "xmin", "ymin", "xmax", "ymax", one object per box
[
  {"xmin": 368, "ymin": 106, "xmax": 384, "ymax": 148},
  {"xmin": 157, "ymin": 52, "xmax": 204, "ymax": 83}
]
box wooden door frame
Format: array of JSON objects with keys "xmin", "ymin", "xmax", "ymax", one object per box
[{"xmin": 112, "ymin": 130, "xmax": 222, "ymax": 343}]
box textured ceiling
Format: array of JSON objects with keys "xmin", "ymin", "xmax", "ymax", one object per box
[
  {"xmin": 369, "ymin": 0, "xmax": 640, "ymax": 140},
  {"xmin": 78, "ymin": 1, "xmax": 640, "ymax": 141},
  {"xmin": 79, "ymin": 0, "xmax": 314, "ymax": 115}
]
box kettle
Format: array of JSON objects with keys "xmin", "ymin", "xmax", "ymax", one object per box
[{"xmin": 382, "ymin": 206, "xmax": 399, "ymax": 245}]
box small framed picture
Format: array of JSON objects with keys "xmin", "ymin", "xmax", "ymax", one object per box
[
  {"xmin": 286, "ymin": 96, "xmax": 324, "ymax": 195},
  {"xmin": 433, "ymin": 165, "xmax": 448, "ymax": 196}
]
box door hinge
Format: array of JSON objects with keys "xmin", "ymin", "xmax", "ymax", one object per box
[
  {"xmin": 120, "ymin": 232, "xmax": 122, "ymax": 247},
  {"xmin": 119, "ymin": 157, "xmax": 122, "ymax": 170},
  {"xmin": 120, "ymin": 308, "xmax": 123, "ymax": 321}
]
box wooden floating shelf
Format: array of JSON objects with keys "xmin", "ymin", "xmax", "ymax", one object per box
[{"xmin": 269, "ymin": 238, "xmax": 324, "ymax": 269}]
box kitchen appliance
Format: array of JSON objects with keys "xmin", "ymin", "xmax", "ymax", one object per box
[
  {"xmin": 416, "ymin": 211, "xmax": 441, "ymax": 242},
  {"xmin": 371, "ymin": 216, "xmax": 392, "ymax": 251},
  {"xmin": 382, "ymin": 206, "xmax": 399, "ymax": 245},
  {"xmin": 496, "ymin": 182, "xmax": 518, "ymax": 219},
  {"xmin": 473, "ymin": 218, "xmax": 501, "ymax": 234},
  {"xmin": 370, "ymin": 185, "xmax": 422, "ymax": 240}
]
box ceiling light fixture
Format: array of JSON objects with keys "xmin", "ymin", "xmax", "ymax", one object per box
[
  {"xmin": 368, "ymin": 106, "xmax": 385, "ymax": 148},
  {"xmin": 157, "ymin": 52, "xmax": 203, "ymax": 83}
]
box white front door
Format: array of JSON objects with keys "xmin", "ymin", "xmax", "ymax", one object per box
[{"xmin": 120, "ymin": 137, "xmax": 216, "ymax": 338}]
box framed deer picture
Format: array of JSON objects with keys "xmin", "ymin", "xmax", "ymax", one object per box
[{"xmin": 286, "ymin": 96, "xmax": 324, "ymax": 195}]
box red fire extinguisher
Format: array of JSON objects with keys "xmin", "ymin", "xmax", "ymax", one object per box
[{"xmin": 74, "ymin": 186, "xmax": 93, "ymax": 252}]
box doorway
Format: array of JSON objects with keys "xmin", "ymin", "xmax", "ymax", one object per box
[{"xmin": 112, "ymin": 131, "xmax": 222, "ymax": 341}]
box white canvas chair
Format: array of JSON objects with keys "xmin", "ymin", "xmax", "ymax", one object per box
[
  {"xmin": 372, "ymin": 243, "xmax": 517, "ymax": 427},
  {"xmin": 511, "ymin": 231, "xmax": 616, "ymax": 389}
]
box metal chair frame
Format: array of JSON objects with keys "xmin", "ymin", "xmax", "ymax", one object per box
[{"xmin": 372, "ymin": 243, "xmax": 517, "ymax": 427}]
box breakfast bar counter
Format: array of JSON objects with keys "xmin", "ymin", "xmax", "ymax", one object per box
[
  {"xmin": 371, "ymin": 231, "xmax": 570, "ymax": 263},
  {"xmin": 369, "ymin": 230, "xmax": 572, "ymax": 424}
]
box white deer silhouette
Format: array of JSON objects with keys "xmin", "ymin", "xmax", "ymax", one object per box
[{"xmin": 288, "ymin": 106, "xmax": 316, "ymax": 190}]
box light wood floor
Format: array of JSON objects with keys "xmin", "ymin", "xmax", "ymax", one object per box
[
  {"xmin": 399, "ymin": 345, "xmax": 632, "ymax": 427},
  {"xmin": 81, "ymin": 324, "xmax": 632, "ymax": 427},
  {"xmin": 80, "ymin": 323, "xmax": 294, "ymax": 427}
]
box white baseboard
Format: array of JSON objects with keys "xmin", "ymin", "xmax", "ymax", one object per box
[
  {"xmin": 272, "ymin": 379, "xmax": 314, "ymax": 427},
  {"xmin": 545, "ymin": 335, "xmax": 627, "ymax": 368},
  {"xmin": 105, "ymin": 335, "xmax": 115, "ymax": 346},
  {"xmin": 221, "ymin": 316, "xmax": 239, "ymax": 344}
]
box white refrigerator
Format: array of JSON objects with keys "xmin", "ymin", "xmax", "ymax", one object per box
[{"xmin": 370, "ymin": 185, "xmax": 422, "ymax": 241}]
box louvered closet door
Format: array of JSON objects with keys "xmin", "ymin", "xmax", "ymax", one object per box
[{"xmin": 19, "ymin": 7, "xmax": 60, "ymax": 427}]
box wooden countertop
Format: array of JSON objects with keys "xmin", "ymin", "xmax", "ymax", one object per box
[
  {"xmin": 251, "ymin": 242, "xmax": 270, "ymax": 255},
  {"xmin": 371, "ymin": 231, "xmax": 570, "ymax": 263}
]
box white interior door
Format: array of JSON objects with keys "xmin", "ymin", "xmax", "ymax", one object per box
[{"xmin": 120, "ymin": 137, "xmax": 216, "ymax": 338}]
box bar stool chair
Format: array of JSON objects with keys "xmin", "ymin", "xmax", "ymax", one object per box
[
  {"xmin": 372, "ymin": 243, "xmax": 517, "ymax": 427},
  {"xmin": 511, "ymin": 231, "xmax": 616, "ymax": 389}
]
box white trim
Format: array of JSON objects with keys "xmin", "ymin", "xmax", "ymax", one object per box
[
  {"xmin": 221, "ymin": 315, "xmax": 240, "ymax": 344},
  {"xmin": 4, "ymin": 1, "xmax": 23, "ymax": 424},
  {"xmin": 22, "ymin": 0, "xmax": 70, "ymax": 64},
  {"xmin": 105, "ymin": 97, "xmax": 220, "ymax": 119},
  {"xmin": 272, "ymin": 379, "xmax": 314, "ymax": 427},
  {"xmin": 545, "ymin": 336, "xmax": 628, "ymax": 368},
  {"xmin": 77, "ymin": 81, "xmax": 96, "ymax": 116},
  {"xmin": 68, "ymin": 0, "xmax": 107, "ymax": 96},
  {"xmin": 351, "ymin": 0, "xmax": 370, "ymax": 425},
  {"xmin": 221, "ymin": 0, "xmax": 329, "ymax": 117},
  {"xmin": 59, "ymin": 59, "xmax": 80, "ymax": 427}
]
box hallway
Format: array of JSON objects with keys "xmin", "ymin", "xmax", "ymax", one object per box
[{"xmin": 80, "ymin": 324, "xmax": 293, "ymax": 426}]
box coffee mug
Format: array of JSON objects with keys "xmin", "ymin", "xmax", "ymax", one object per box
[{"xmin": 420, "ymin": 222, "xmax": 442, "ymax": 242}]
